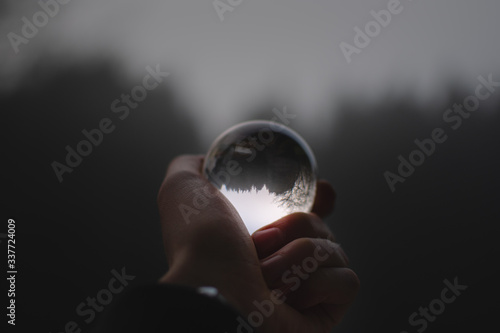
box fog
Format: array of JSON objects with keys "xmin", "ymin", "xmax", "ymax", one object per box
[
  {"xmin": 2, "ymin": 1, "xmax": 499, "ymax": 332},
  {"xmin": 2, "ymin": 0, "xmax": 500, "ymax": 140}
]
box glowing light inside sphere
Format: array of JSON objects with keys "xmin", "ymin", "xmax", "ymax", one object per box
[{"xmin": 203, "ymin": 120, "xmax": 317, "ymax": 235}]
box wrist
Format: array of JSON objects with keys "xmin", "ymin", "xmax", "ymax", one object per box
[{"xmin": 159, "ymin": 259, "xmax": 270, "ymax": 319}]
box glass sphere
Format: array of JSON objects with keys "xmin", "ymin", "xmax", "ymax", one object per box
[{"xmin": 203, "ymin": 120, "xmax": 317, "ymax": 234}]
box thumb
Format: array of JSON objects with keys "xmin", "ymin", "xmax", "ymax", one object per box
[{"xmin": 158, "ymin": 155, "xmax": 251, "ymax": 263}]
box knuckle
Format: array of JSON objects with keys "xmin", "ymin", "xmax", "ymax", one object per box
[
  {"xmin": 288, "ymin": 212, "xmax": 319, "ymax": 234},
  {"xmin": 292, "ymin": 237, "xmax": 318, "ymax": 255}
]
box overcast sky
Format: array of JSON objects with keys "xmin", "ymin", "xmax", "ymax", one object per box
[{"xmin": 1, "ymin": 0, "xmax": 499, "ymax": 140}]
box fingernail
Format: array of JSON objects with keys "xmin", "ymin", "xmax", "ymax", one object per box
[{"xmin": 253, "ymin": 228, "xmax": 284, "ymax": 257}]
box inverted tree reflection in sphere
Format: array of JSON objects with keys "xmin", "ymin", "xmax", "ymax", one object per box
[{"xmin": 203, "ymin": 121, "xmax": 317, "ymax": 234}]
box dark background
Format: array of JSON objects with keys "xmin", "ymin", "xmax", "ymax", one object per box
[
  {"xmin": 3, "ymin": 60, "xmax": 499, "ymax": 332},
  {"xmin": 2, "ymin": 1, "xmax": 500, "ymax": 332}
]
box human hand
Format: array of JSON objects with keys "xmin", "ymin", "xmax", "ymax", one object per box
[
  {"xmin": 157, "ymin": 155, "xmax": 359, "ymax": 332},
  {"xmin": 252, "ymin": 185, "xmax": 359, "ymax": 330}
]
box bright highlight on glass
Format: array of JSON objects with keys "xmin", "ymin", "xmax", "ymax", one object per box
[{"xmin": 203, "ymin": 120, "xmax": 317, "ymax": 235}]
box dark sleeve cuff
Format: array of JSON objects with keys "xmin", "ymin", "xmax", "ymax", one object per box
[{"xmin": 94, "ymin": 283, "xmax": 252, "ymax": 333}]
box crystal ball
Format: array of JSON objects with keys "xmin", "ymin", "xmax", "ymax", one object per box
[{"xmin": 203, "ymin": 120, "xmax": 317, "ymax": 234}]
